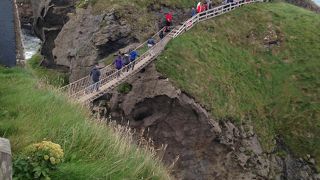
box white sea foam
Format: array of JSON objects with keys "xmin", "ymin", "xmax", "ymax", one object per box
[{"xmin": 22, "ymin": 29, "xmax": 41, "ymax": 60}]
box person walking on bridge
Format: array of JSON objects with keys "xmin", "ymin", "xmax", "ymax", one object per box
[
  {"xmin": 123, "ymin": 53, "xmax": 131, "ymax": 72},
  {"xmin": 165, "ymin": 12, "xmax": 173, "ymax": 27},
  {"xmin": 191, "ymin": 7, "xmax": 197, "ymax": 17},
  {"xmin": 206, "ymin": 0, "xmax": 212, "ymax": 9},
  {"xmin": 129, "ymin": 49, "xmax": 139, "ymax": 71},
  {"xmin": 147, "ymin": 38, "xmax": 156, "ymax": 48},
  {"xmin": 90, "ymin": 63, "xmax": 101, "ymax": 92},
  {"xmin": 114, "ymin": 54, "xmax": 123, "ymax": 78}
]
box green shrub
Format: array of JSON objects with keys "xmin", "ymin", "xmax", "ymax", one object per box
[
  {"xmin": 13, "ymin": 141, "xmax": 64, "ymax": 180},
  {"xmin": 117, "ymin": 82, "xmax": 133, "ymax": 94}
]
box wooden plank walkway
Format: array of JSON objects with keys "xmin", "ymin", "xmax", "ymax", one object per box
[
  {"xmin": 77, "ymin": 36, "xmax": 171, "ymax": 103},
  {"xmin": 61, "ymin": 0, "xmax": 262, "ymax": 103}
]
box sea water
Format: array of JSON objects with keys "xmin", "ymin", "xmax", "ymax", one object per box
[{"xmin": 0, "ymin": 0, "xmax": 16, "ymax": 67}]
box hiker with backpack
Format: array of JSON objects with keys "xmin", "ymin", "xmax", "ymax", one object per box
[{"xmin": 89, "ymin": 63, "xmax": 101, "ymax": 92}]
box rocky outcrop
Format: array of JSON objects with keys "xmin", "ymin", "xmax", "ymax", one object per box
[
  {"xmin": 52, "ymin": 4, "xmax": 191, "ymax": 82},
  {"xmin": 31, "ymin": 0, "xmax": 76, "ymax": 67},
  {"xmin": 29, "ymin": 0, "xmax": 192, "ymax": 81},
  {"xmin": 92, "ymin": 63, "xmax": 319, "ymax": 180},
  {"xmin": 52, "ymin": 8, "xmax": 135, "ymax": 82},
  {"xmin": 16, "ymin": 0, "xmax": 33, "ymax": 28}
]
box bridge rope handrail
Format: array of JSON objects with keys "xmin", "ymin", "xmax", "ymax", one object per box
[
  {"xmin": 62, "ymin": 0, "xmax": 262, "ymax": 102},
  {"xmin": 70, "ymin": 32, "xmax": 171, "ymax": 100},
  {"xmin": 59, "ymin": 26, "xmax": 168, "ymax": 95}
]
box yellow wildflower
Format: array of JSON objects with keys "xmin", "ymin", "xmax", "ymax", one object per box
[{"xmin": 50, "ymin": 157, "xmax": 56, "ymax": 165}]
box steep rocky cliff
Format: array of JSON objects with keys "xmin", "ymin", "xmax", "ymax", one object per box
[
  {"xmin": 30, "ymin": 0, "xmax": 190, "ymax": 81},
  {"xmin": 92, "ymin": 64, "xmax": 320, "ymax": 180},
  {"xmin": 52, "ymin": 7, "xmax": 136, "ymax": 81},
  {"xmin": 16, "ymin": 0, "xmax": 33, "ymax": 28},
  {"xmin": 31, "ymin": 0, "xmax": 76, "ymax": 67}
]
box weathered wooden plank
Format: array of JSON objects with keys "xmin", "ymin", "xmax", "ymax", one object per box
[{"xmin": 0, "ymin": 138, "xmax": 12, "ymax": 180}]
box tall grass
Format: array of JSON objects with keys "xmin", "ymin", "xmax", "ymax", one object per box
[
  {"xmin": 157, "ymin": 2, "xmax": 320, "ymax": 169},
  {"xmin": 0, "ymin": 67, "xmax": 170, "ymax": 179},
  {"xmin": 27, "ymin": 54, "xmax": 69, "ymax": 87}
]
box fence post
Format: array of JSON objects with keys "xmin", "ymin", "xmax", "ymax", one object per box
[{"xmin": 0, "ymin": 138, "xmax": 12, "ymax": 180}]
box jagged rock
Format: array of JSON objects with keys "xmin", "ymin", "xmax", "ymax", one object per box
[
  {"xmin": 91, "ymin": 62, "xmax": 320, "ymax": 179},
  {"xmin": 17, "ymin": 0, "xmax": 33, "ymax": 26},
  {"xmin": 313, "ymin": 174, "xmax": 320, "ymax": 180},
  {"xmin": 284, "ymin": 154, "xmax": 317, "ymax": 180},
  {"xmin": 239, "ymin": 147, "xmax": 246, "ymax": 153},
  {"xmin": 52, "ymin": 8, "xmax": 135, "ymax": 81},
  {"xmin": 218, "ymin": 121, "xmax": 240, "ymax": 146},
  {"xmin": 31, "ymin": 0, "xmax": 76, "ymax": 66},
  {"xmin": 309, "ymin": 158, "xmax": 316, "ymax": 165}
]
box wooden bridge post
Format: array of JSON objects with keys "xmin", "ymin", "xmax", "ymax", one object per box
[{"xmin": 0, "ymin": 138, "xmax": 12, "ymax": 180}]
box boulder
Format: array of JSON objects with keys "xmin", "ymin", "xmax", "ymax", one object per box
[
  {"xmin": 52, "ymin": 8, "xmax": 135, "ymax": 81},
  {"xmin": 31, "ymin": 0, "xmax": 76, "ymax": 66}
]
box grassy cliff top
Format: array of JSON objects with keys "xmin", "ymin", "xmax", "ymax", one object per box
[
  {"xmin": 0, "ymin": 67, "xmax": 170, "ymax": 179},
  {"xmin": 157, "ymin": 2, "xmax": 320, "ymax": 169}
]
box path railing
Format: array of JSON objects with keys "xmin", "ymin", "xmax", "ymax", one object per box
[
  {"xmin": 169, "ymin": 0, "xmax": 260, "ymax": 38},
  {"xmin": 62, "ymin": 0, "xmax": 261, "ymax": 103},
  {"xmin": 74, "ymin": 33, "xmax": 172, "ymax": 103},
  {"xmin": 60, "ymin": 26, "xmax": 168, "ymax": 96}
]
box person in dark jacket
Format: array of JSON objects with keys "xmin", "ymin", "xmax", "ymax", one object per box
[
  {"xmin": 206, "ymin": 0, "xmax": 212, "ymax": 9},
  {"xmin": 147, "ymin": 38, "xmax": 156, "ymax": 48},
  {"xmin": 90, "ymin": 64, "xmax": 101, "ymax": 92},
  {"xmin": 114, "ymin": 55, "xmax": 123, "ymax": 77},
  {"xmin": 123, "ymin": 53, "xmax": 131, "ymax": 72},
  {"xmin": 159, "ymin": 29, "xmax": 164, "ymax": 39}
]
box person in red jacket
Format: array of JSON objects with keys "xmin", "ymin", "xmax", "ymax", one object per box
[
  {"xmin": 197, "ymin": 2, "xmax": 202, "ymax": 13},
  {"xmin": 165, "ymin": 12, "xmax": 173, "ymax": 27}
]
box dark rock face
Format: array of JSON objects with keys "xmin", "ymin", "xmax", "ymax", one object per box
[
  {"xmin": 28, "ymin": 0, "xmax": 193, "ymax": 81},
  {"xmin": 52, "ymin": 8, "xmax": 135, "ymax": 81},
  {"xmin": 31, "ymin": 0, "xmax": 76, "ymax": 66},
  {"xmin": 92, "ymin": 63, "xmax": 320, "ymax": 180},
  {"xmin": 16, "ymin": 0, "xmax": 33, "ymax": 28}
]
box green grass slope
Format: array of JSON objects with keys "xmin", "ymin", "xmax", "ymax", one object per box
[
  {"xmin": 0, "ymin": 67, "xmax": 170, "ymax": 179},
  {"xmin": 157, "ymin": 2, "xmax": 320, "ymax": 168}
]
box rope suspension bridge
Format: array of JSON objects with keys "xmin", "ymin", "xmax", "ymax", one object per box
[{"xmin": 60, "ymin": 0, "xmax": 262, "ymax": 103}]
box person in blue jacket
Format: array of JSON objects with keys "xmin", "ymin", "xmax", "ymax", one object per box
[
  {"xmin": 114, "ymin": 55, "xmax": 123, "ymax": 77},
  {"xmin": 129, "ymin": 49, "xmax": 139, "ymax": 71},
  {"xmin": 191, "ymin": 7, "xmax": 197, "ymax": 17}
]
